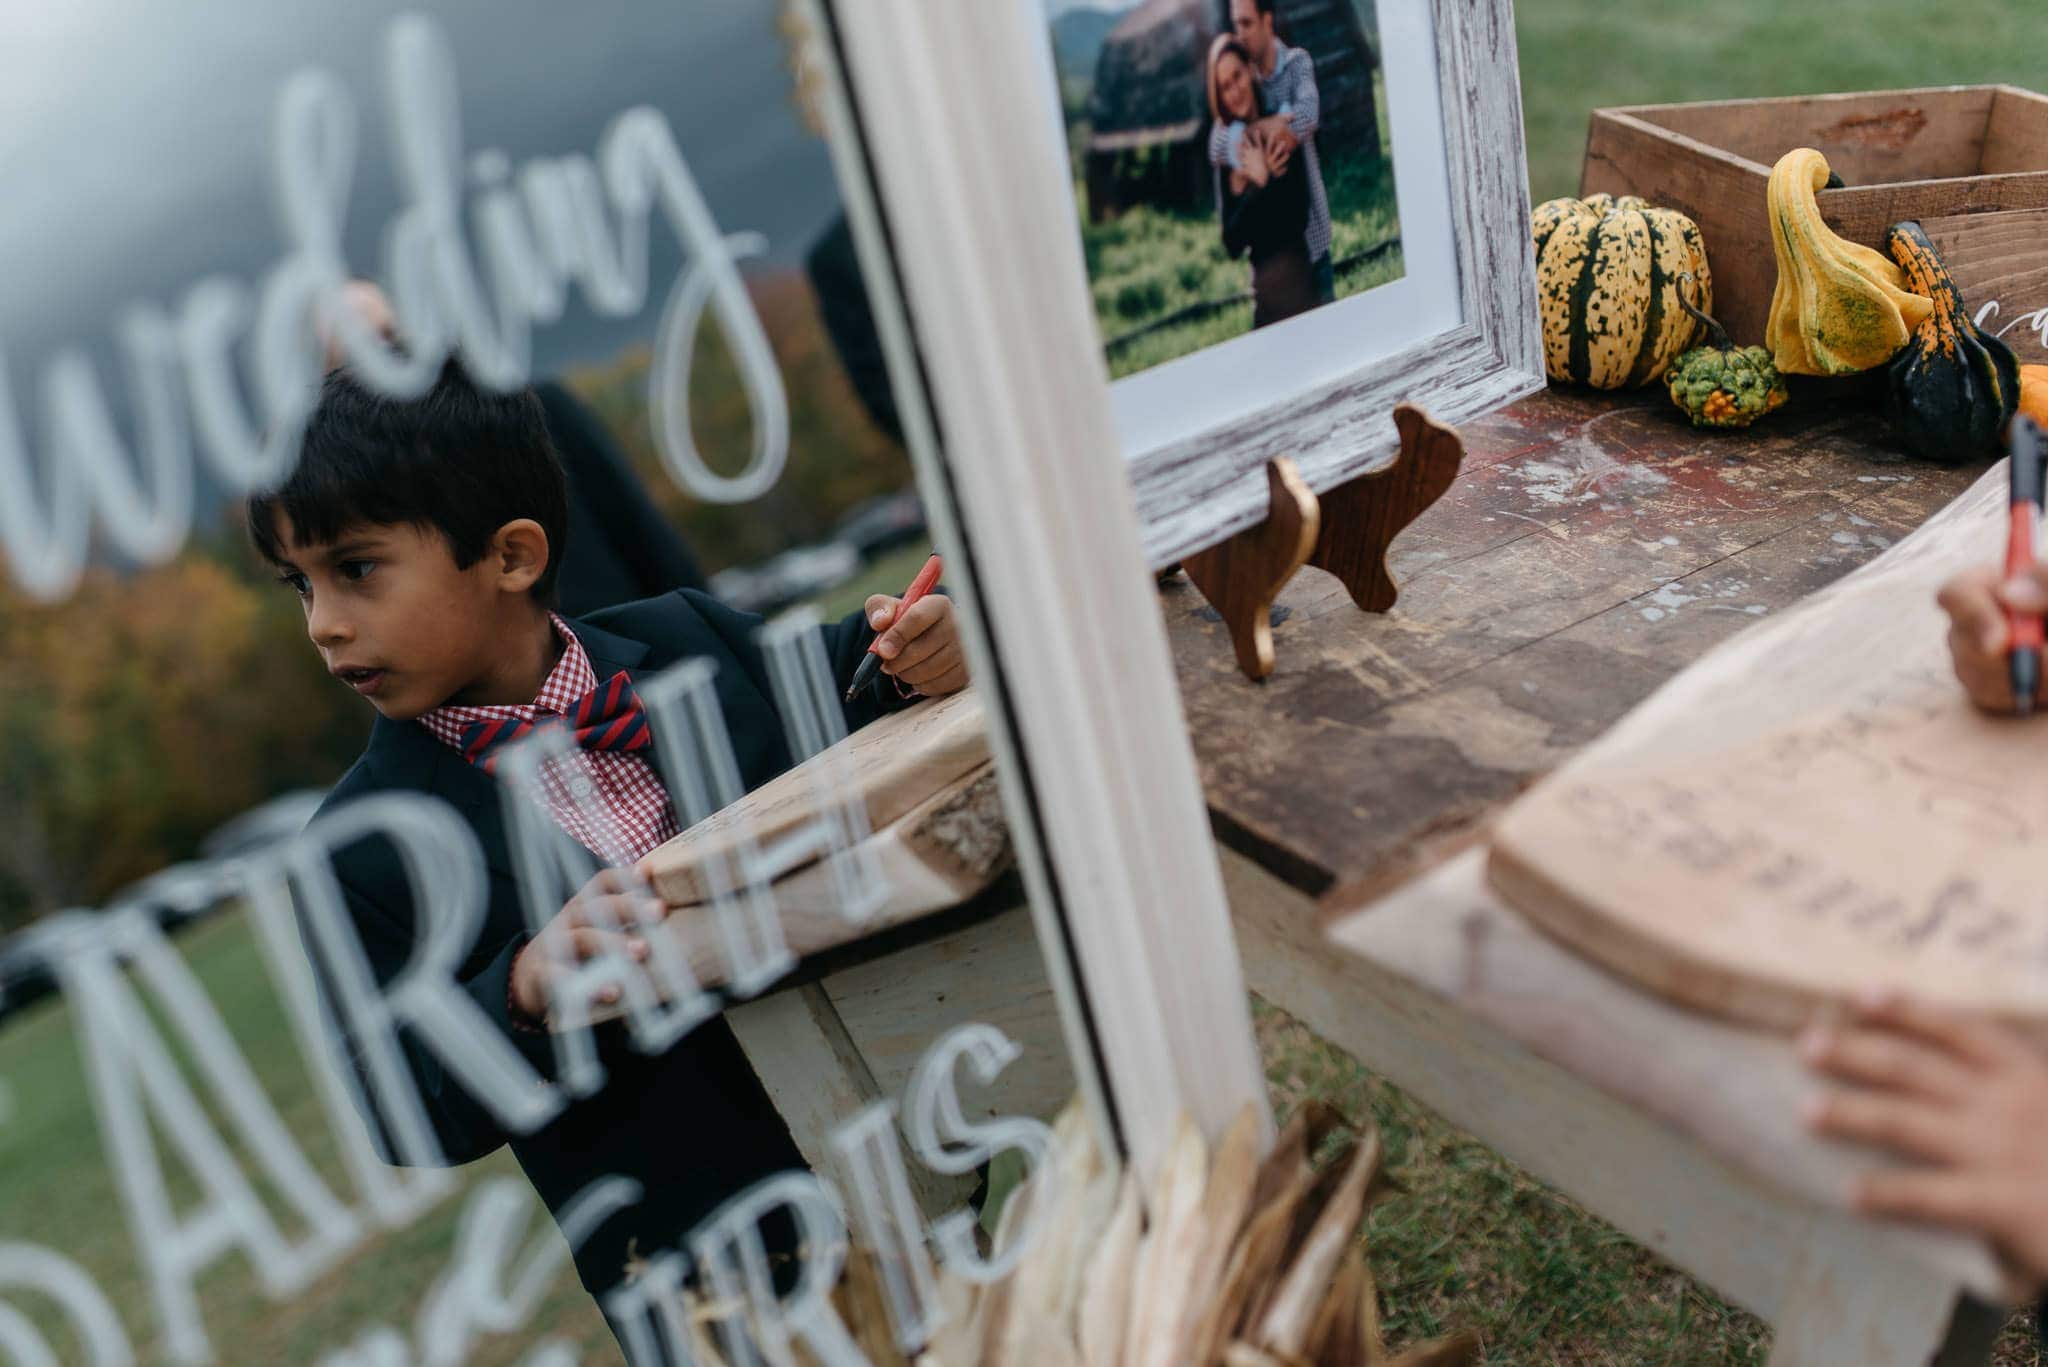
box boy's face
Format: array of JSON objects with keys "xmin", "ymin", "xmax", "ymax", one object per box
[{"xmin": 266, "ymin": 513, "xmax": 543, "ymax": 722}]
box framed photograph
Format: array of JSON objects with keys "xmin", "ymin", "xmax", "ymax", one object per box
[{"xmin": 844, "ymin": 0, "xmax": 1544, "ymax": 567}]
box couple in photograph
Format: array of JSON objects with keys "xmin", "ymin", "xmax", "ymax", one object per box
[{"xmin": 1206, "ymin": 0, "xmax": 1332, "ymax": 329}]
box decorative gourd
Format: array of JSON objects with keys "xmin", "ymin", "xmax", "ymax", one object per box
[
  {"xmin": 1883, "ymin": 220, "xmax": 2020, "ymax": 463},
  {"xmin": 1765, "ymin": 148, "xmax": 1933, "ymax": 376},
  {"xmin": 2020, "ymin": 365, "xmax": 2048, "ymax": 430},
  {"xmin": 1532, "ymin": 193, "xmax": 1713, "ymax": 389},
  {"xmin": 1664, "ymin": 276, "xmax": 1789, "ymax": 429}
]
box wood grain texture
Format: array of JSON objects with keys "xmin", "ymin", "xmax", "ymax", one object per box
[
  {"xmin": 1636, "ymin": 88, "xmax": 1998, "ymax": 183},
  {"xmin": 1484, "ymin": 460, "xmax": 2048, "ymax": 1041},
  {"xmin": 1306, "ymin": 404, "xmax": 1464, "ymax": 613},
  {"xmin": 1222, "ymin": 846, "xmax": 2008, "ymax": 1323},
  {"xmin": 1165, "ymin": 388, "xmax": 1990, "ymax": 899},
  {"xmin": 1183, "ymin": 458, "xmax": 1320, "ymax": 680},
  {"xmin": 1123, "ymin": 0, "xmax": 1544, "ymax": 570},
  {"xmin": 727, "ymin": 982, "xmax": 975, "ymax": 1218},
  {"xmin": 820, "ymin": 903, "xmax": 1075, "ymax": 1129},
  {"xmin": 648, "ymin": 762, "xmax": 1012, "ymax": 994},
  {"xmin": 1983, "ymin": 86, "xmax": 2048, "ymax": 176},
  {"xmin": 1925, "ymin": 207, "xmax": 2048, "ymax": 366},
  {"xmin": 639, "ymin": 688, "xmax": 989, "ymax": 907},
  {"xmin": 1582, "ymin": 88, "xmax": 2048, "ymax": 357}
]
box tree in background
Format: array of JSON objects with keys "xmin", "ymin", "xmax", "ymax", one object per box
[
  {"xmin": 0, "ymin": 529, "xmax": 366, "ymax": 930},
  {"xmin": 565, "ymin": 270, "xmax": 912, "ymax": 574}
]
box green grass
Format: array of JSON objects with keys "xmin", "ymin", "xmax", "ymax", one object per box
[
  {"xmin": 803, "ymin": 541, "xmax": 942, "ymax": 623},
  {"xmin": 5, "ymin": 915, "xmax": 2044, "ymax": 1363},
  {"xmin": 1259, "ymin": 999, "xmax": 2048, "ymax": 1364},
  {"xmin": 0, "ymin": 912, "xmax": 618, "ymax": 1365},
  {"xmin": 1514, "ymin": 0, "xmax": 2048, "ymax": 204}
]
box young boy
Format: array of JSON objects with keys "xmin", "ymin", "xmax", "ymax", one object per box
[
  {"xmin": 1795, "ymin": 561, "xmax": 2048, "ymax": 1293},
  {"xmin": 248, "ymin": 361, "xmax": 969, "ymax": 1335}
]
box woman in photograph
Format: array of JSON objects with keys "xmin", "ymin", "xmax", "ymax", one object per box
[{"xmin": 1206, "ymin": 33, "xmax": 1315, "ymax": 329}]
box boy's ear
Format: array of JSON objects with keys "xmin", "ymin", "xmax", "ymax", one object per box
[{"xmin": 490, "ymin": 519, "xmax": 552, "ymax": 596}]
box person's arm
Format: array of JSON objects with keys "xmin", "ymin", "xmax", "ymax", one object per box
[
  {"xmin": 315, "ymin": 863, "xmax": 555, "ymax": 1166},
  {"xmin": 1220, "ymin": 148, "xmax": 1281, "ymax": 259},
  {"xmin": 314, "ymin": 848, "xmax": 662, "ymax": 1168},
  {"xmin": 1208, "ymin": 119, "xmax": 1245, "ymax": 171},
  {"xmin": 1801, "ymin": 990, "xmax": 2048, "ymax": 1287},
  {"xmin": 677, "ymin": 587, "xmax": 964, "ymax": 738},
  {"xmin": 1281, "ymin": 51, "xmax": 1320, "ymax": 142}
]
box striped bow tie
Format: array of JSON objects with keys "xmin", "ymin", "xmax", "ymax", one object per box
[{"xmin": 459, "ymin": 671, "xmax": 652, "ymax": 776}]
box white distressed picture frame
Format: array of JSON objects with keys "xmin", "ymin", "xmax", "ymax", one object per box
[
  {"xmin": 1119, "ymin": 0, "xmax": 1548, "ymax": 566},
  {"xmin": 805, "ymin": 0, "xmax": 1277, "ymax": 1176}
]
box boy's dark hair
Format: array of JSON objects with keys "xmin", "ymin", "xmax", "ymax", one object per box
[{"xmin": 248, "ymin": 360, "xmax": 569, "ymax": 603}]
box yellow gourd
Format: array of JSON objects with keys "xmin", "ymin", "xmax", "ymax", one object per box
[{"xmin": 1765, "ymin": 148, "xmax": 1933, "ymax": 376}]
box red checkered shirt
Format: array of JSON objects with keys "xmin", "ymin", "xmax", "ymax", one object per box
[{"xmin": 418, "ymin": 615, "xmax": 680, "ymax": 864}]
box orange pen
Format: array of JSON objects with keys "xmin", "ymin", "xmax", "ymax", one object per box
[{"xmin": 844, "ymin": 551, "xmax": 943, "ymax": 701}]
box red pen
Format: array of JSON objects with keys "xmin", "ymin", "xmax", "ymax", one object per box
[
  {"xmin": 844, "ymin": 551, "xmax": 943, "ymax": 701},
  {"xmin": 2009, "ymin": 418, "xmax": 2044, "ymax": 718}
]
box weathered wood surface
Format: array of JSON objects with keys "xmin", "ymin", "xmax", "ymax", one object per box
[
  {"xmin": 1983, "ymin": 85, "xmax": 2048, "ymax": 177},
  {"xmin": 650, "ymin": 762, "xmax": 1012, "ymax": 993},
  {"xmin": 1223, "ymin": 844, "xmax": 2009, "ymax": 1320},
  {"xmin": 725, "ymin": 900, "xmax": 1072, "ymax": 1222},
  {"xmin": 1177, "ymin": 387, "xmax": 2015, "ymax": 1352},
  {"xmin": 820, "ymin": 903, "xmax": 1075, "ymax": 1130},
  {"xmin": 1926, "ymin": 206, "xmax": 2048, "ymax": 366},
  {"xmin": 640, "ymin": 688, "xmax": 989, "ymax": 908},
  {"xmin": 727, "ymin": 982, "xmax": 976, "ymax": 1218},
  {"xmin": 1582, "ymin": 87, "xmax": 2048, "ymax": 354},
  {"xmin": 1482, "ymin": 453, "xmax": 2048, "ymax": 1041},
  {"xmin": 1165, "ymin": 386, "xmax": 1992, "ymax": 899}
]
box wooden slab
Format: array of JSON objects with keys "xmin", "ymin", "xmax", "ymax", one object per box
[
  {"xmin": 1486, "ymin": 460, "xmax": 2048, "ymax": 1037},
  {"xmin": 1163, "ymin": 390, "xmax": 1989, "ymax": 897},
  {"xmin": 1293, "ymin": 848, "xmax": 2009, "ymax": 1305},
  {"xmin": 1582, "ymin": 87, "xmax": 2048, "ymax": 357},
  {"xmin": 652, "ymin": 760, "xmax": 1012, "ymax": 991},
  {"xmin": 1984, "ymin": 85, "xmax": 2048, "ymax": 177},
  {"xmin": 1925, "ymin": 207, "xmax": 2048, "ymax": 366},
  {"xmin": 639, "ymin": 687, "xmax": 989, "ymax": 906}
]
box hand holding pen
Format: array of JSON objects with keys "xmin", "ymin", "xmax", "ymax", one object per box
[
  {"xmin": 1937, "ymin": 418, "xmax": 2048, "ymax": 715},
  {"xmin": 847, "ymin": 552, "xmax": 970, "ymax": 700}
]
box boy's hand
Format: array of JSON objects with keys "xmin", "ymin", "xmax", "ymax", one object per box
[
  {"xmin": 508, "ymin": 866, "xmax": 662, "ymax": 1025},
  {"xmin": 1936, "ymin": 562, "xmax": 2048, "ymax": 713},
  {"xmin": 1801, "ymin": 989, "xmax": 2048, "ymax": 1287},
  {"xmin": 863, "ymin": 592, "xmax": 969, "ymax": 697}
]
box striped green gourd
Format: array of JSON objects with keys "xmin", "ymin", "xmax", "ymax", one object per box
[{"xmin": 1532, "ymin": 193, "xmax": 1713, "ymax": 389}]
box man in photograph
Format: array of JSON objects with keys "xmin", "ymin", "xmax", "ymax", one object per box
[{"xmin": 1208, "ymin": 0, "xmax": 1333, "ymax": 305}]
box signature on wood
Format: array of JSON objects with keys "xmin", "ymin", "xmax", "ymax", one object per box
[
  {"xmin": 1556, "ymin": 776, "xmax": 2036, "ymax": 965},
  {"xmin": 1549, "ymin": 665, "xmax": 2047, "ymax": 967},
  {"xmin": 1976, "ymin": 298, "xmax": 2048, "ymax": 355}
]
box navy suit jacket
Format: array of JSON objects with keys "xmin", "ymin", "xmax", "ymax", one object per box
[{"xmin": 311, "ymin": 587, "xmax": 904, "ymax": 1299}]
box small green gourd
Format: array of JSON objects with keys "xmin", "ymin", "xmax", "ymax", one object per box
[{"xmin": 1665, "ymin": 275, "xmax": 1789, "ymax": 429}]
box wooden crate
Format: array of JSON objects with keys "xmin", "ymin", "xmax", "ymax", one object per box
[{"xmin": 1580, "ymin": 86, "xmax": 2048, "ymax": 357}]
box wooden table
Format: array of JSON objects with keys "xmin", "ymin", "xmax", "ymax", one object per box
[{"xmin": 1162, "ymin": 385, "xmax": 2012, "ymax": 1364}]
